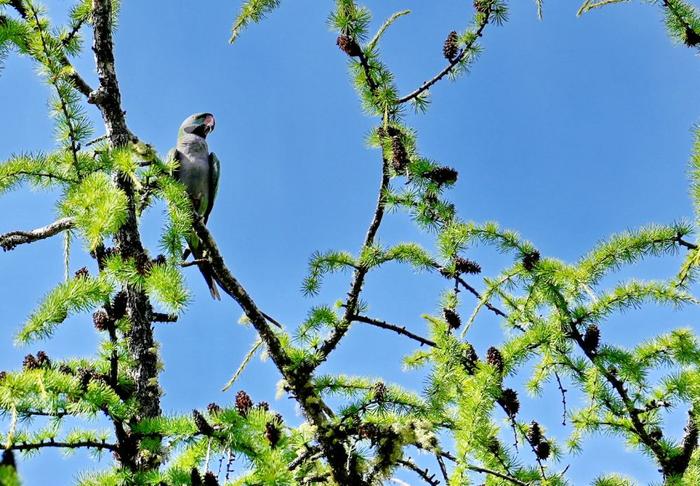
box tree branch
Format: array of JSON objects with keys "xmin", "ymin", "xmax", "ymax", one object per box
[
  {"xmin": 352, "ymin": 315, "xmax": 436, "ymax": 347},
  {"xmin": 397, "ymin": 7, "xmax": 493, "ymax": 104},
  {"xmin": 314, "ymin": 154, "xmax": 391, "ymax": 365},
  {"xmin": 8, "ymin": 0, "xmax": 93, "ymax": 97},
  {"xmin": 0, "ymin": 217, "xmax": 75, "ymax": 252},
  {"xmin": 90, "ymin": 0, "xmax": 160, "ymax": 471},
  {"xmin": 397, "ymin": 459, "xmax": 439, "ymax": 486},
  {"xmin": 466, "ymin": 464, "xmax": 528, "ymax": 486},
  {"xmin": 192, "ymin": 217, "xmax": 367, "ymax": 484},
  {"xmin": 8, "ymin": 440, "xmax": 117, "ymax": 453}
]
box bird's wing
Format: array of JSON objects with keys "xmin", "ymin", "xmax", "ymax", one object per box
[{"xmin": 203, "ymin": 152, "xmax": 220, "ymax": 224}]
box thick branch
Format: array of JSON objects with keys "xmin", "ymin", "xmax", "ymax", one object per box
[
  {"xmin": 1, "ymin": 217, "xmax": 75, "ymax": 252},
  {"xmin": 90, "ymin": 0, "xmax": 160, "ymax": 471},
  {"xmin": 352, "ymin": 315, "xmax": 436, "ymax": 347},
  {"xmin": 191, "ymin": 218, "xmax": 289, "ymax": 369},
  {"xmin": 192, "ymin": 218, "xmax": 366, "ymax": 484}
]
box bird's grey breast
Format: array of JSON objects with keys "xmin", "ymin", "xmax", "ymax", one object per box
[{"xmin": 177, "ymin": 135, "xmax": 211, "ymax": 214}]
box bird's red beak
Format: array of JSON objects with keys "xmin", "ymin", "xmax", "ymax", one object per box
[{"xmin": 204, "ymin": 114, "xmax": 215, "ymax": 134}]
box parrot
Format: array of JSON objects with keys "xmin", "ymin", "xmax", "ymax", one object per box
[{"xmin": 168, "ymin": 112, "xmax": 221, "ymax": 300}]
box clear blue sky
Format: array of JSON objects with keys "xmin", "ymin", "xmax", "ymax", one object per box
[{"xmin": 1, "ymin": 0, "xmax": 699, "ymax": 484}]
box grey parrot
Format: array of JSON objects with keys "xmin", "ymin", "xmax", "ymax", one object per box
[{"xmin": 168, "ymin": 112, "xmax": 221, "ymax": 300}]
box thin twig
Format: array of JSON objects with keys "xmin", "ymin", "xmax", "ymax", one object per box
[
  {"xmin": 8, "ymin": 440, "xmax": 117, "ymax": 452},
  {"xmin": 397, "ymin": 7, "xmax": 493, "ymax": 103},
  {"xmin": 397, "ymin": 459, "xmax": 439, "ymax": 486},
  {"xmin": 554, "ymin": 370, "xmax": 568, "ymax": 426},
  {"xmin": 352, "ymin": 315, "xmax": 436, "ymax": 347}
]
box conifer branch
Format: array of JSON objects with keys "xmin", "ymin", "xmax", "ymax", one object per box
[
  {"xmin": 191, "ymin": 217, "xmax": 367, "ymax": 484},
  {"xmin": 90, "ymin": 0, "xmax": 161, "ymax": 471},
  {"xmin": 190, "ymin": 218, "xmax": 289, "ymax": 368},
  {"xmin": 397, "ymin": 5, "xmax": 493, "ymax": 104},
  {"xmin": 0, "ymin": 217, "xmax": 75, "ymax": 251},
  {"xmin": 397, "ymin": 459, "xmax": 439, "ymax": 486},
  {"xmin": 466, "ymin": 464, "xmax": 528, "ymax": 486},
  {"xmin": 454, "ymin": 274, "xmax": 508, "ymax": 318},
  {"xmin": 315, "ymin": 155, "xmax": 390, "ymax": 365},
  {"xmin": 352, "ymin": 315, "xmax": 436, "ymax": 347},
  {"xmin": 151, "ymin": 312, "xmax": 178, "ymax": 323},
  {"xmin": 8, "ymin": 440, "xmax": 117, "ymax": 452},
  {"xmin": 25, "ymin": 2, "xmax": 82, "ymax": 171},
  {"xmin": 7, "ymin": 0, "xmax": 93, "ymax": 97}
]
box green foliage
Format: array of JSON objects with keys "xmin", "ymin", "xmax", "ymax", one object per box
[
  {"xmin": 1, "ymin": 0, "xmax": 700, "ymax": 484},
  {"xmin": 16, "ymin": 274, "xmax": 113, "ymax": 343},
  {"xmin": 663, "ymin": 0, "xmax": 700, "ymax": 47},
  {"xmin": 60, "ymin": 172, "xmax": 128, "ymax": 249},
  {"xmin": 230, "ymin": 0, "xmax": 282, "ymax": 43},
  {"xmin": 0, "ymin": 152, "xmax": 77, "ymax": 194},
  {"xmin": 144, "ymin": 262, "xmax": 190, "ymax": 313},
  {"xmin": 302, "ymin": 250, "xmax": 356, "ymax": 296},
  {"xmin": 157, "ymin": 176, "xmax": 194, "ymax": 259}
]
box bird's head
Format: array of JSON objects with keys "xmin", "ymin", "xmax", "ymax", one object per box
[{"xmin": 179, "ymin": 112, "xmax": 216, "ymax": 139}]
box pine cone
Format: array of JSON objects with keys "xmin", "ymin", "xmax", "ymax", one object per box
[
  {"xmin": 74, "ymin": 267, "xmax": 89, "ymax": 279},
  {"xmin": 36, "ymin": 351, "xmax": 51, "ymax": 368},
  {"xmin": 203, "ymin": 472, "xmax": 220, "ymax": 486},
  {"xmin": 443, "ymin": 31, "xmax": 459, "ymax": 61},
  {"xmin": 486, "ymin": 436, "xmax": 500, "ymax": 455},
  {"xmin": 257, "ymin": 401, "xmax": 270, "ymax": 412},
  {"xmin": 527, "ymin": 421, "xmax": 542, "ymax": 445},
  {"xmin": 522, "ymin": 250, "xmax": 540, "ymax": 271},
  {"xmin": 23, "ymin": 354, "xmax": 38, "ymax": 370},
  {"xmin": 135, "ymin": 253, "xmax": 152, "ymax": 275},
  {"xmin": 685, "ymin": 27, "xmax": 700, "ymax": 47},
  {"xmin": 583, "ymin": 324, "xmax": 600, "ymax": 354},
  {"xmin": 58, "ymin": 364, "xmax": 73, "ymax": 375},
  {"xmin": 460, "ymin": 343, "xmax": 479, "ymax": 374},
  {"xmin": 235, "ymin": 390, "xmax": 253, "ymax": 417},
  {"xmin": 191, "ymin": 468, "xmax": 203, "ymax": 486},
  {"xmin": 265, "ymin": 421, "xmax": 281, "ymax": 448},
  {"xmin": 474, "ymin": 0, "xmax": 491, "ymax": 13},
  {"xmin": 497, "ymin": 388, "xmax": 520, "ymax": 417},
  {"xmin": 77, "ymin": 368, "xmax": 96, "ymax": 390},
  {"xmin": 486, "ymin": 347, "xmax": 504, "ymax": 374},
  {"xmin": 373, "ymin": 382, "xmax": 387, "ymax": 401},
  {"xmin": 358, "ymin": 422, "xmax": 379, "ymax": 439},
  {"xmin": 443, "ymin": 308, "xmax": 461, "ymax": 330},
  {"xmin": 111, "ymin": 290, "xmax": 128, "ymax": 320},
  {"xmin": 391, "ymin": 136, "xmax": 408, "ymax": 172},
  {"xmin": 193, "ymin": 410, "xmax": 214, "ymax": 436},
  {"xmin": 424, "ymin": 166, "xmax": 458, "ymax": 185},
  {"xmin": 92, "ymin": 309, "xmax": 111, "ymax": 331},
  {"xmin": 535, "ymin": 440, "xmax": 551, "ymax": 460},
  {"xmin": 207, "ymin": 403, "xmax": 222, "ymax": 415},
  {"xmin": 153, "ymin": 254, "xmax": 167, "ymax": 266},
  {"xmin": 455, "ymin": 257, "xmax": 481, "ymax": 275},
  {"xmin": 0, "ymin": 371, "xmax": 6, "ymax": 382},
  {"xmin": 336, "ymin": 35, "xmax": 362, "ymax": 57}
]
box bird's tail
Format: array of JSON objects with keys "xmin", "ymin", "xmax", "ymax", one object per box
[
  {"xmin": 200, "ymin": 262, "xmax": 221, "ymax": 300},
  {"xmin": 187, "ymin": 238, "xmax": 221, "ymax": 300}
]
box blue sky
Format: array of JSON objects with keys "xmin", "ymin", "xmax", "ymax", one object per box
[{"xmin": 1, "ymin": 0, "xmax": 700, "ymax": 484}]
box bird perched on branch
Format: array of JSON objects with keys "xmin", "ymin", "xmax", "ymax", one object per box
[{"xmin": 168, "ymin": 113, "xmax": 221, "ymax": 300}]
